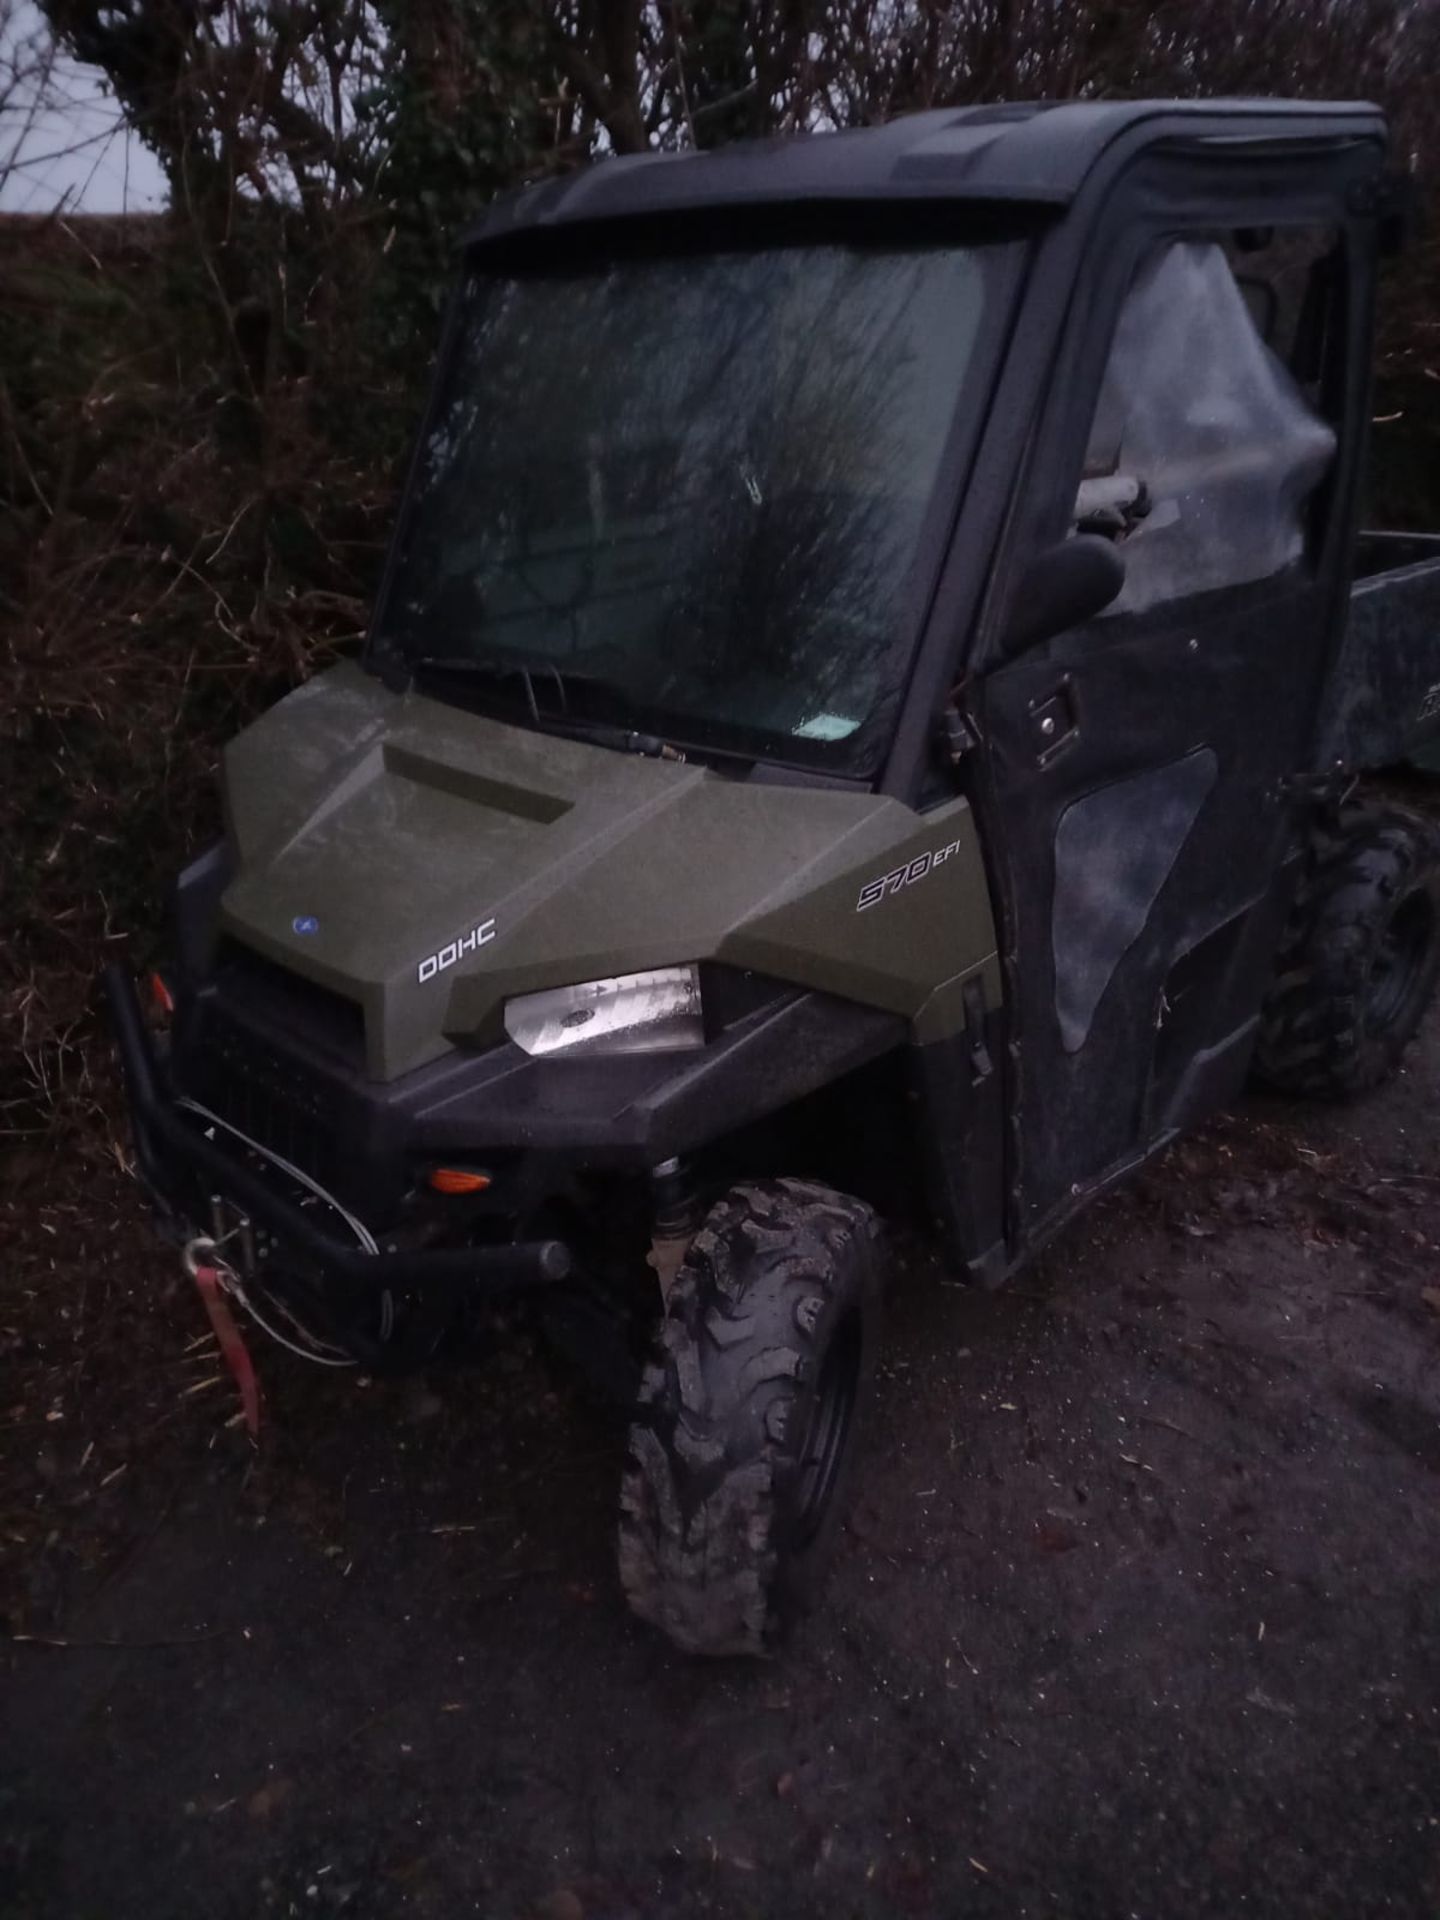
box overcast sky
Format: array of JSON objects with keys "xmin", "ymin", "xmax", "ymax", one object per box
[{"xmin": 1, "ymin": 0, "xmax": 166, "ymax": 212}]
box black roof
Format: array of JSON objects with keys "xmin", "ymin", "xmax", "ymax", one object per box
[{"xmin": 467, "ymin": 98, "xmax": 1386, "ymax": 247}]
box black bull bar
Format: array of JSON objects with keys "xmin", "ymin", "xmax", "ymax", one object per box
[{"xmin": 102, "ymin": 965, "xmax": 573, "ymax": 1300}]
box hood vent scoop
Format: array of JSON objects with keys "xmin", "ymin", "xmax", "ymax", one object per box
[{"xmin": 382, "ymin": 742, "xmax": 573, "ymax": 825}]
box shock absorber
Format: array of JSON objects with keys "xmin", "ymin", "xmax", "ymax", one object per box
[{"xmin": 648, "ymin": 1155, "xmax": 702, "ymax": 1298}]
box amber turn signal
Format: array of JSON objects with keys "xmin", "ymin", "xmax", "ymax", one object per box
[{"xmin": 427, "ymin": 1167, "xmax": 491, "ymax": 1195}]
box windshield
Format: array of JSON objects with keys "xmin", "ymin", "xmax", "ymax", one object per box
[{"xmin": 377, "ymin": 233, "xmax": 1016, "ymax": 772}]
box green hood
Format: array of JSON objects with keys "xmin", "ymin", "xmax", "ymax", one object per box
[{"xmin": 218, "ymin": 663, "xmax": 997, "ymax": 1079}]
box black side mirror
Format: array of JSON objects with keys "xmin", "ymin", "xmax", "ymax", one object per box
[{"xmin": 1000, "ymin": 534, "xmax": 1126, "ymax": 657}]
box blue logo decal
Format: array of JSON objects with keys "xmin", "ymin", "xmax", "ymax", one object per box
[{"xmin": 292, "ymin": 915, "xmax": 320, "ymax": 936}]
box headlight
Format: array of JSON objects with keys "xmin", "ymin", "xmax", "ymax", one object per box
[{"xmin": 503, "ymin": 965, "xmax": 704, "ymax": 1058}]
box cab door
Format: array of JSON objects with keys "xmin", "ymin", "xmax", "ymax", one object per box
[{"xmin": 971, "ymin": 176, "xmax": 1367, "ymax": 1243}]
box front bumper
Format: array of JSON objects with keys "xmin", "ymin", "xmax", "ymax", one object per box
[{"xmin": 103, "ymin": 965, "xmax": 572, "ymax": 1301}]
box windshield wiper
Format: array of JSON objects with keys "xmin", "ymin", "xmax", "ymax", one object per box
[
  {"xmin": 550, "ymin": 717, "xmax": 687, "ymax": 761},
  {"xmin": 410, "ymin": 656, "xmax": 686, "ymax": 760}
]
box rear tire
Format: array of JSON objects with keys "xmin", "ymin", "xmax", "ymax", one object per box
[
  {"xmin": 617, "ymin": 1178, "xmax": 882, "ymax": 1657},
  {"xmin": 1254, "ymin": 805, "xmax": 1440, "ymax": 1100}
]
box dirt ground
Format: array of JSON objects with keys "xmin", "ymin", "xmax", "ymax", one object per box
[{"xmin": 4, "ymin": 1018, "xmax": 1440, "ymax": 1920}]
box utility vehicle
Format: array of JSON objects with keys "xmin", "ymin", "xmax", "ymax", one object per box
[{"xmin": 109, "ymin": 99, "xmax": 1440, "ymax": 1656}]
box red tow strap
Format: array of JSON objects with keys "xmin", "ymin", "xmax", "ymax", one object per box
[{"xmin": 191, "ymin": 1264, "xmax": 262, "ymax": 1439}]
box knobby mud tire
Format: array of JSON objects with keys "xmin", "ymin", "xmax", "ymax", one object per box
[
  {"xmin": 1254, "ymin": 806, "xmax": 1440, "ymax": 1100},
  {"xmin": 617, "ymin": 1178, "xmax": 882, "ymax": 1657}
]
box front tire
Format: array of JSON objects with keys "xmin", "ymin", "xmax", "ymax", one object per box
[
  {"xmin": 1254, "ymin": 805, "xmax": 1440, "ymax": 1100},
  {"xmin": 618, "ymin": 1179, "xmax": 882, "ymax": 1657}
]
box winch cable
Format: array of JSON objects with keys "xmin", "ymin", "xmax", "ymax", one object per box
[
  {"xmin": 175, "ymin": 1095, "xmax": 379, "ymax": 1252},
  {"xmin": 174, "ymin": 1095, "xmax": 387, "ymax": 1368},
  {"xmin": 211, "ymin": 1257, "xmax": 358, "ymax": 1369}
]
